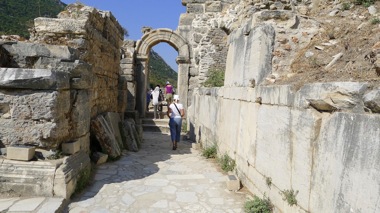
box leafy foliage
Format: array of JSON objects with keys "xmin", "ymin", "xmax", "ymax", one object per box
[
  {"xmin": 353, "ymin": 0, "xmax": 375, "ymax": 7},
  {"xmin": 244, "ymin": 195, "xmax": 273, "ymax": 213},
  {"xmin": 218, "ymin": 153, "xmax": 235, "ymax": 172},
  {"xmin": 342, "ymin": 2, "xmax": 351, "ymax": 10},
  {"xmin": 74, "ymin": 165, "xmax": 92, "ymax": 195},
  {"xmin": 265, "ymin": 177, "xmax": 272, "ymax": 188},
  {"xmin": 202, "ymin": 144, "xmax": 217, "ymax": 159},
  {"xmin": 148, "ymin": 50, "xmax": 178, "ymax": 89},
  {"xmin": 122, "ymin": 26, "xmax": 129, "ymax": 38},
  {"xmin": 0, "ymin": 0, "xmax": 66, "ymax": 38},
  {"xmin": 202, "ymin": 68, "xmax": 225, "ymax": 87},
  {"xmin": 280, "ymin": 189, "xmax": 298, "ymax": 206},
  {"xmin": 371, "ymin": 17, "xmax": 380, "ymax": 25}
]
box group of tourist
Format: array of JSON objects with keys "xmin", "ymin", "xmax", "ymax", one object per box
[
  {"xmin": 146, "ymin": 81, "xmax": 173, "ymax": 117},
  {"xmin": 146, "ymin": 81, "xmax": 185, "ymax": 150}
]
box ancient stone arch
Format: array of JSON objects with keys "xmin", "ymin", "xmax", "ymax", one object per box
[{"xmin": 135, "ymin": 28, "xmax": 190, "ymax": 117}]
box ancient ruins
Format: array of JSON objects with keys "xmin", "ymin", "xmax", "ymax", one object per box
[{"xmin": 0, "ymin": 0, "xmax": 380, "ymax": 212}]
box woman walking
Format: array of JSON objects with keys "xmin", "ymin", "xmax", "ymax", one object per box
[
  {"xmin": 167, "ymin": 95, "xmax": 185, "ymax": 150},
  {"xmin": 151, "ymin": 86, "xmax": 161, "ymax": 119}
]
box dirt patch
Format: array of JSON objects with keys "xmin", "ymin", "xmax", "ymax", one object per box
[{"xmin": 273, "ymin": 1, "xmax": 380, "ymax": 90}]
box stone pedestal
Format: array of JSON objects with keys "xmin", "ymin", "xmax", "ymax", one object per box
[
  {"xmin": 7, "ymin": 146, "xmax": 35, "ymax": 161},
  {"xmin": 226, "ymin": 174, "xmax": 240, "ymax": 191},
  {"xmin": 62, "ymin": 141, "xmax": 81, "ymax": 155}
]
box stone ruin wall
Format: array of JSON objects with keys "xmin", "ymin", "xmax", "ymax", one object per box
[
  {"xmin": 0, "ymin": 4, "xmax": 141, "ymax": 198},
  {"xmin": 178, "ymin": 0, "xmax": 322, "ymax": 103},
  {"xmin": 178, "ymin": 0, "xmax": 238, "ymax": 104},
  {"xmin": 31, "ymin": 3, "xmax": 124, "ymax": 118},
  {"xmin": 183, "ymin": 0, "xmax": 380, "ymax": 212},
  {"xmin": 0, "ymin": 4, "xmax": 124, "ymax": 150},
  {"xmin": 120, "ymin": 40, "xmax": 137, "ymax": 112}
]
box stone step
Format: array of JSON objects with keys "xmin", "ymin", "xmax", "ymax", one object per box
[
  {"xmin": 142, "ymin": 124, "xmax": 170, "ymax": 134},
  {"xmin": 145, "ymin": 111, "xmax": 169, "ymax": 119},
  {"xmin": 142, "ymin": 118, "xmax": 169, "ymax": 126}
]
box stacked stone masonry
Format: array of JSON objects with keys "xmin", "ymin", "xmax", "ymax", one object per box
[
  {"xmin": 0, "ymin": 3, "xmax": 139, "ymax": 199},
  {"xmin": 177, "ymin": 0, "xmax": 320, "ymax": 105},
  {"xmin": 30, "ymin": 4, "xmax": 124, "ymax": 118}
]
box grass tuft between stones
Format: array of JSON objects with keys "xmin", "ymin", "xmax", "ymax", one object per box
[
  {"xmin": 201, "ymin": 144, "xmax": 217, "ymax": 159},
  {"xmin": 74, "ymin": 165, "xmax": 93, "ymax": 196},
  {"xmin": 218, "ymin": 153, "xmax": 235, "ymax": 172},
  {"xmin": 244, "ymin": 195, "xmax": 273, "ymax": 213}
]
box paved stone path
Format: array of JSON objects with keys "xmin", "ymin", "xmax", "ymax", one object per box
[
  {"xmin": 67, "ymin": 132, "xmax": 250, "ymax": 213},
  {"xmin": 0, "ymin": 197, "xmax": 64, "ymax": 213}
]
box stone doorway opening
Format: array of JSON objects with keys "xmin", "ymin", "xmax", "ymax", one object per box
[{"xmin": 135, "ymin": 28, "xmax": 190, "ymax": 118}]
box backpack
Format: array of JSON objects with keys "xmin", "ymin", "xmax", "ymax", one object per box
[{"xmin": 158, "ymin": 90, "xmax": 163, "ymax": 102}]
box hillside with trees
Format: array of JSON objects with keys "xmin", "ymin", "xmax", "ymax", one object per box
[
  {"xmin": 0, "ymin": 0, "xmax": 66, "ymax": 38},
  {"xmin": 148, "ymin": 50, "xmax": 178, "ymax": 89}
]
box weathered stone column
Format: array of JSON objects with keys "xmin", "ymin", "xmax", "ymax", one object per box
[
  {"xmin": 176, "ymin": 56, "xmax": 190, "ymax": 114},
  {"xmin": 135, "ymin": 56, "xmax": 148, "ymax": 118},
  {"xmin": 121, "ymin": 40, "xmax": 137, "ymax": 112}
]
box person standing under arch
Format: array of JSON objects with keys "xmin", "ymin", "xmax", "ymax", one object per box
[
  {"xmin": 164, "ymin": 81, "xmax": 174, "ymax": 106},
  {"xmin": 146, "ymin": 88, "xmax": 152, "ymax": 112},
  {"xmin": 151, "ymin": 86, "xmax": 161, "ymax": 120}
]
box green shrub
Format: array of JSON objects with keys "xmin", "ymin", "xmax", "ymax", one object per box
[
  {"xmin": 342, "ymin": 2, "xmax": 351, "ymax": 10},
  {"xmin": 74, "ymin": 165, "xmax": 92, "ymax": 195},
  {"xmin": 244, "ymin": 195, "xmax": 273, "ymax": 213},
  {"xmin": 371, "ymin": 17, "xmax": 380, "ymax": 25},
  {"xmin": 202, "ymin": 144, "xmax": 217, "ymax": 158},
  {"xmin": 181, "ymin": 120, "xmax": 188, "ymax": 133},
  {"xmin": 218, "ymin": 153, "xmax": 236, "ymax": 172},
  {"xmin": 202, "ymin": 69, "xmax": 225, "ymax": 87},
  {"xmin": 265, "ymin": 177, "xmax": 272, "ymax": 188},
  {"xmin": 353, "ymin": 0, "xmax": 374, "ymax": 7},
  {"xmin": 280, "ymin": 189, "xmax": 298, "ymax": 206}
]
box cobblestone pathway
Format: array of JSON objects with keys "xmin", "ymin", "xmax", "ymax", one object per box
[{"xmin": 67, "ymin": 132, "xmax": 250, "ymax": 213}]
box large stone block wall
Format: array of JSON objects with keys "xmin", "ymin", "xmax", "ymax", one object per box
[
  {"xmin": 0, "ymin": 3, "xmax": 125, "ymax": 198},
  {"xmin": 189, "ymin": 85, "xmax": 380, "ymax": 212},
  {"xmin": 0, "ymin": 4, "xmax": 124, "ymax": 149},
  {"xmin": 178, "ymin": 0, "xmax": 237, "ymax": 104},
  {"xmin": 188, "ymin": 16, "xmax": 380, "ymax": 212},
  {"xmin": 30, "ymin": 3, "xmax": 124, "ymax": 118},
  {"xmin": 0, "ymin": 44, "xmax": 91, "ymax": 149}
]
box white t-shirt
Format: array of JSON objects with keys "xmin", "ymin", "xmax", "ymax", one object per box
[
  {"xmin": 169, "ymin": 103, "xmax": 183, "ymax": 118},
  {"xmin": 152, "ymin": 88, "xmax": 160, "ymax": 105}
]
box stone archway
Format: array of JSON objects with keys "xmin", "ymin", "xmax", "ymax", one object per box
[{"xmin": 135, "ymin": 28, "xmax": 190, "ymax": 117}]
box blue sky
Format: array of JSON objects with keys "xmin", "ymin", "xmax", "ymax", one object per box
[{"xmin": 61, "ymin": 0, "xmax": 186, "ymax": 71}]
